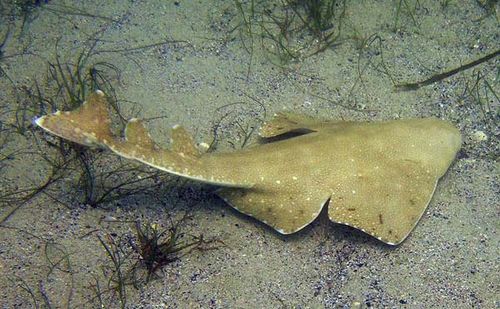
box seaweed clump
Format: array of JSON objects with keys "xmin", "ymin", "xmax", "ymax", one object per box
[
  {"xmin": 90, "ymin": 216, "xmax": 223, "ymax": 308},
  {"xmin": 0, "ymin": 42, "xmax": 171, "ymax": 224},
  {"xmin": 132, "ymin": 218, "xmax": 221, "ymax": 282},
  {"xmin": 231, "ymin": 0, "xmax": 348, "ymax": 66}
]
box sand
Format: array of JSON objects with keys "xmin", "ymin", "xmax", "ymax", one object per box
[{"xmin": 0, "ymin": 0, "xmax": 498, "ymax": 307}]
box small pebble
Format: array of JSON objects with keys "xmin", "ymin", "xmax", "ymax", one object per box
[
  {"xmin": 102, "ymin": 215, "xmax": 118, "ymax": 222},
  {"xmin": 471, "ymin": 130, "xmax": 488, "ymax": 142}
]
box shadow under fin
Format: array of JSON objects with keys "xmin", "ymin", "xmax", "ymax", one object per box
[{"xmin": 259, "ymin": 112, "xmax": 320, "ymax": 138}]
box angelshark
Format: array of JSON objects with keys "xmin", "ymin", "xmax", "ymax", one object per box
[{"xmin": 35, "ymin": 90, "xmax": 462, "ymax": 245}]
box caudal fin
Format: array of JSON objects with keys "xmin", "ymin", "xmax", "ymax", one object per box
[{"xmin": 35, "ymin": 90, "xmax": 113, "ymax": 147}]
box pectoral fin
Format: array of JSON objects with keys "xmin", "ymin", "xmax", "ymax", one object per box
[{"xmin": 217, "ymin": 186, "xmax": 331, "ymax": 234}]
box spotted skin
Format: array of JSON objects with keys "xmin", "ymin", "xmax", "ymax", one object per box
[{"xmin": 35, "ymin": 91, "xmax": 461, "ymax": 245}]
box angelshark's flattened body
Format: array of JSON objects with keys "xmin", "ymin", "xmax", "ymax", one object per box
[{"xmin": 35, "ymin": 91, "xmax": 461, "ymax": 245}]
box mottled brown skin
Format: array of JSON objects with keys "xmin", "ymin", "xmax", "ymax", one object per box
[{"xmin": 35, "ymin": 91, "xmax": 461, "ymax": 245}]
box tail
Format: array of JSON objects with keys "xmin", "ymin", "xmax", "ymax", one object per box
[
  {"xmin": 35, "ymin": 90, "xmax": 252, "ymax": 187},
  {"xmin": 35, "ymin": 90, "xmax": 114, "ymax": 147}
]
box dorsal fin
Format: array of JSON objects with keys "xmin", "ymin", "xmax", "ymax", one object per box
[
  {"xmin": 170, "ymin": 125, "xmax": 200, "ymax": 158},
  {"xmin": 125, "ymin": 118, "xmax": 156, "ymax": 149},
  {"xmin": 259, "ymin": 112, "xmax": 320, "ymax": 138}
]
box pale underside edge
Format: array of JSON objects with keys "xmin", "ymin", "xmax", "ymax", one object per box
[
  {"xmin": 328, "ymin": 180, "xmax": 440, "ymax": 246},
  {"xmin": 109, "ymin": 147, "xmax": 255, "ymax": 188},
  {"xmin": 34, "ymin": 116, "xmax": 60, "ymax": 136}
]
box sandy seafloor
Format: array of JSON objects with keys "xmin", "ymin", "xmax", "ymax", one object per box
[{"xmin": 0, "ymin": 1, "xmax": 498, "ymax": 308}]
